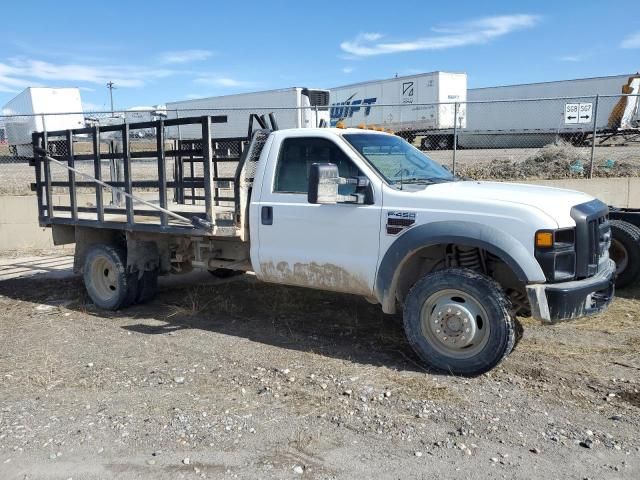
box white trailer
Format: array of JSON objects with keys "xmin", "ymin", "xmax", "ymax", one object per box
[
  {"xmin": 165, "ymin": 88, "xmax": 329, "ymax": 139},
  {"xmin": 2, "ymin": 87, "xmax": 85, "ymax": 157},
  {"xmin": 330, "ymin": 72, "xmax": 467, "ymax": 147},
  {"xmin": 460, "ymin": 74, "xmax": 640, "ymax": 148}
]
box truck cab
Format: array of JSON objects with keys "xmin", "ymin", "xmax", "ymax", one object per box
[{"xmin": 32, "ymin": 118, "xmax": 615, "ymax": 376}]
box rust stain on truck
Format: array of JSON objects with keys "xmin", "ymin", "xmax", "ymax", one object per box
[{"xmin": 260, "ymin": 261, "xmax": 372, "ymax": 296}]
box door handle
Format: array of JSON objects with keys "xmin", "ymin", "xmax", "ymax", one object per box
[{"xmin": 261, "ymin": 206, "xmax": 273, "ymax": 225}]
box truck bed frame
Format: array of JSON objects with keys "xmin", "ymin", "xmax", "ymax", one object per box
[{"xmin": 31, "ymin": 115, "xmax": 269, "ymax": 238}]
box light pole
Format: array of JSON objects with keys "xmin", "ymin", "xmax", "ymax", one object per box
[{"xmin": 107, "ymin": 81, "xmax": 116, "ymax": 116}]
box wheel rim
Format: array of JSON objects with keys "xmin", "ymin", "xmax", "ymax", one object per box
[
  {"xmin": 420, "ymin": 289, "xmax": 491, "ymax": 359},
  {"xmin": 90, "ymin": 255, "xmax": 119, "ymax": 301},
  {"xmin": 610, "ymin": 238, "xmax": 629, "ymax": 275}
]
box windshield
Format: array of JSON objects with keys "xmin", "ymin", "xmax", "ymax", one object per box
[{"xmin": 343, "ymin": 133, "xmax": 455, "ymax": 187}]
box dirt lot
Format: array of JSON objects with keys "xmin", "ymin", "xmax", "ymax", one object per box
[{"xmin": 0, "ymin": 253, "xmax": 638, "ymax": 479}]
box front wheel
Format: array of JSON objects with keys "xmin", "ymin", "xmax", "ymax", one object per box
[{"xmin": 403, "ymin": 268, "xmax": 516, "ymax": 376}]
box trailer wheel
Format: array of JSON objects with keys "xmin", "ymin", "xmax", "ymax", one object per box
[
  {"xmin": 436, "ymin": 135, "xmax": 452, "ymax": 150},
  {"xmin": 420, "ymin": 136, "xmax": 434, "ymax": 150},
  {"xmin": 403, "ymin": 268, "xmax": 515, "ymax": 376},
  {"xmin": 83, "ymin": 244, "xmax": 137, "ymax": 310},
  {"xmin": 609, "ymin": 220, "xmax": 640, "ymax": 288}
]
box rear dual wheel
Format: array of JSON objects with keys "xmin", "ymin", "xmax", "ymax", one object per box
[{"xmin": 83, "ymin": 244, "xmax": 158, "ymax": 310}]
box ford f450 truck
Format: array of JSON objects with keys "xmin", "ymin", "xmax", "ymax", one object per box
[{"xmin": 30, "ymin": 115, "xmax": 615, "ymax": 375}]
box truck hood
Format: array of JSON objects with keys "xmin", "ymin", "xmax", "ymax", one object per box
[{"xmin": 419, "ymin": 180, "xmax": 594, "ymax": 227}]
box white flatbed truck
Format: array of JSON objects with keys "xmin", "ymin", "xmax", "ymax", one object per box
[{"xmin": 30, "ymin": 114, "xmax": 615, "ymax": 375}]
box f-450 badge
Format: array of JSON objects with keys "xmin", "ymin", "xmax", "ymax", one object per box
[{"xmin": 386, "ymin": 211, "xmax": 416, "ymax": 235}]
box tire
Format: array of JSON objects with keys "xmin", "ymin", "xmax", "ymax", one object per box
[
  {"xmin": 136, "ymin": 269, "xmax": 159, "ymax": 304},
  {"xmin": 420, "ymin": 137, "xmax": 434, "ymax": 150},
  {"xmin": 609, "ymin": 220, "xmax": 640, "ymax": 288},
  {"xmin": 83, "ymin": 244, "xmax": 137, "ymax": 310},
  {"xmin": 208, "ymin": 268, "xmax": 243, "ymax": 279},
  {"xmin": 436, "ymin": 136, "xmax": 452, "ymax": 150},
  {"xmin": 403, "ymin": 268, "xmax": 516, "ymax": 376}
]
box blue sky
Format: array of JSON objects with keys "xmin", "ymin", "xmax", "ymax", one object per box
[{"xmin": 0, "ymin": 0, "xmax": 638, "ymax": 111}]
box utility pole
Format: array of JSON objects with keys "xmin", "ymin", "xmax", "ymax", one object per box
[{"xmin": 107, "ymin": 81, "xmax": 116, "ymax": 116}]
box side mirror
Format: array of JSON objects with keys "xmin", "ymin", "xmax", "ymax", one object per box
[{"xmin": 308, "ymin": 163, "xmax": 339, "ymax": 204}]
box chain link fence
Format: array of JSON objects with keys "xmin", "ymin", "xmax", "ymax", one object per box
[{"xmin": 1, "ymin": 94, "xmax": 639, "ymax": 196}]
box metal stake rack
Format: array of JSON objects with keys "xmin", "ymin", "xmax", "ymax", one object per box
[{"xmin": 30, "ymin": 115, "xmax": 250, "ymax": 237}]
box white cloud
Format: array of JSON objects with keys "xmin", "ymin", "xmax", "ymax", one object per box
[
  {"xmin": 342, "ymin": 66, "xmax": 354, "ymax": 74},
  {"xmin": 340, "ymin": 14, "xmax": 540, "ymax": 57},
  {"xmin": 159, "ymin": 49, "xmax": 214, "ymax": 64},
  {"xmin": 621, "ymin": 32, "xmax": 640, "ymax": 49},
  {"xmin": 555, "ymin": 54, "xmax": 585, "ymax": 62},
  {"xmin": 0, "ymin": 57, "xmax": 175, "ymax": 92},
  {"xmin": 193, "ymin": 76, "xmax": 255, "ymax": 88},
  {"xmin": 81, "ymin": 101, "xmax": 107, "ymax": 112}
]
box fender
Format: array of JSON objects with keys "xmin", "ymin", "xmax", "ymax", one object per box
[{"xmin": 375, "ymin": 221, "xmax": 546, "ymax": 313}]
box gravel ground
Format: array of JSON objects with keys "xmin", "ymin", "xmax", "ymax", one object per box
[{"xmin": 0, "ymin": 254, "xmax": 638, "ymax": 479}]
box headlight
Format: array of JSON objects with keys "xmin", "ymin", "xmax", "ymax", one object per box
[{"xmin": 535, "ymin": 228, "xmax": 576, "ymax": 282}]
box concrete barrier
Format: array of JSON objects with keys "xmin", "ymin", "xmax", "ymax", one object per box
[
  {"xmin": 1, "ymin": 177, "xmax": 640, "ymax": 251},
  {"xmin": 520, "ymin": 177, "xmax": 640, "ymax": 207},
  {"xmin": 0, "ymin": 194, "xmax": 97, "ymax": 251},
  {"xmin": 0, "ymin": 195, "xmax": 52, "ymax": 250}
]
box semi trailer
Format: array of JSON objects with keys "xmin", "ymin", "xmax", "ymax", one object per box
[
  {"xmin": 165, "ymin": 87, "xmax": 330, "ymax": 139},
  {"xmin": 461, "ymin": 73, "xmax": 640, "ymax": 148},
  {"xmin": 331, "ymin": 73, "xmax": 640, "ymax": 150},
  {"xmin": 329, "ymin": 72, "xmax": 467, "ymax": 147},
  {"xmin": 30, "ymin": 113, "xmax": 615, "ymax": 375},
  {"xmin": 2, "ymin": 87, "xmax": 85, "ymax": 158}
]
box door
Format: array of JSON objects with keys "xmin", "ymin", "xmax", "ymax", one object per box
[{"xmin": 256, "ymin": 135, "xmax": 382, "ymax": 296}]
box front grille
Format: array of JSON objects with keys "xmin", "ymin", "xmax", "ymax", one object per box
[
  {"xmin": 586, "ymin": 214, "xmax": 611, "ymax": 273},
  {"xmin": 571, "ymin": 200, "xmax": 610, "ymax": 279}
]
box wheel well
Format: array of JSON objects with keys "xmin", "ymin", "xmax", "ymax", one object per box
[
  {"xmin": 73, "ymin": 227, "xmax": 121, "ymax": 273},
  {"xmin": 394, "ymin": 243, "xmax": 529, "ymax": 315},
  {"xmin": 73, "ymin": 228, "xmax": 167, "ymax": 275}
]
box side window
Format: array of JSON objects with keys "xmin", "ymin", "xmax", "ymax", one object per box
[{"xmin": 274, "ymin": 137, "xmax": 362, "ymax": 194}]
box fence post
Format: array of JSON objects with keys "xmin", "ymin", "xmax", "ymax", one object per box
[
  {"xmin": 588, "ymin": 94, "xmax": 599, "ymax": 179},
  {"xmin": 452, "ymin": 102, "xmax": 459, "ymax": 175},
  {"xmin": 314, "ymin": 105, "xmax": 319, "ymax": 128},
  {"xmin": 174, "ymin": 109, "xmax": 182, "ymax": 204}
]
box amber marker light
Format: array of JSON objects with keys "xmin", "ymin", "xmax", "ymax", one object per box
[{"xmin": 535, "ymin": 231, "xmax": 554, "ymax": 248}]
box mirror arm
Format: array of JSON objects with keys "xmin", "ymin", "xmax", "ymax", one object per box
[{"xmin": 337, "ymin": 193, "xmax": 366, "ymax": 204}]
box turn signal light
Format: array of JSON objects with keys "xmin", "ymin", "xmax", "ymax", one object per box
[{"xmin": 535, "ymin": 231, "xmax": 554, "ymax": 248}]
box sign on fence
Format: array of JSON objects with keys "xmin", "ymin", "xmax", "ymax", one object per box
[{"xmin": 565, "ymin": 102, "xmax": 593, "ymax": 124}]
